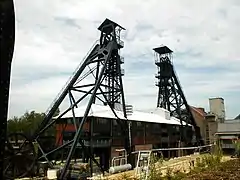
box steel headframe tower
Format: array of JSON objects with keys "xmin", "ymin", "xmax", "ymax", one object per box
[
  {"xmin": 8, "ymin": 18, "xmax": 131, "ymax": 179},
  {"xmin": 153, "ymin": 46, "xmax": 203, "ymax": 146},
  {"xmin": 57, "ymin": 19, "xmax": 130, "ymax": 179},
  {"xmin": 0, "ymin": 0, "xmax": 15, "ymax": 179}
]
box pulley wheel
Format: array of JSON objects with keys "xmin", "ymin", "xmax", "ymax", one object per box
[{"xmin": 4, "ymin": 133, "xmax": 36, "ymax": 179}]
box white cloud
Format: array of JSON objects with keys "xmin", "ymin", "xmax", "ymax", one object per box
[{"xmin": 9, "ymin": 0, "xmax": 240, "ymax": 119}]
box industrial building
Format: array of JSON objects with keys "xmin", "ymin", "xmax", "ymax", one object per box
[
  {"xmin": 55, "ymin": 104, "xmax": 192, "ymax": 170},
  {"xmin": 215, "ymin": 119, "xmax": 240, "ymax": 154},
  {"xmin": 209, "ymin": 97, "xmax": 226, "ymax": 123},
  {"xmin": 189, "ymin": 97, "xmax": 227, "ymax": 146},
  {"xmin": 53, "ymin": 96, "xmax": 228, "ymax": 173},
  {"xmin": 205, "ymin": 97, "xmax": 225, "ymax": 145},
  {"xmin": 190, "ymin": 106, "xmax": 207, "ymax": 144},
  {"xmin": 195, "ymin": 97, "xmax": 240, "ymax": 154}
]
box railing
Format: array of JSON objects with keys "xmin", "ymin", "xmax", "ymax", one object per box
[
  {"xmin": 131, "ymin": 144, "xmax": 214, "ymax": 155},
  {"xmin": 121, "ymin": 68, "xmax": 125, "ymax": 76},
  {"xmin": 120, "ymin": 56, "xmax": 124, "ymax": 64},
  {"xmin": 173, "ymin": 67, "xmax": 184, "ymax": 96},
  {"xmin": 63, "ymin": 138, "xmax": 111, "ymax": 148},
  {"xmin": 84, "ymin": 139, "xmax": 111, "ymax": 147},
  {"xmin": 155, "ymin": 73, "xmax": 160, "ymax": 77},
  {"xmin": 155, "ymin": 57, "xmax": 160, "ymax": 64},
  {"xmin": 111, "ymin": 149, "xmax": 127, "ymax": 167},
  {"xmin": 111, "ymin": 155, "xmax": 128, "ymax": 167},
  {"xmin": 126, "ymin": 104, "xmax": 133, "ymax": 116},
  {"xmin": 63, "ymin": 141, "xmax": 80, "ymax": 148},
  {"xmin": 116, "ymin": 37, "xmax": 124, "ymax": 47}
]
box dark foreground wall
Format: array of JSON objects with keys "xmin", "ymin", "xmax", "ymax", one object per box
[{"xmin": 0, "ymin": 0, "xmax": 15, "ymax": 179}]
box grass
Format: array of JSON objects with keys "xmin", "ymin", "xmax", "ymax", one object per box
[
  {"xmin": 186, "ymin": 158, "xmax": 240, "ymax": 180},
  {"xmin": 113, "ymin": 143, "xmax": 238, "ymax": 180},
  {"xmin": 232, "ymin": 139, "xmax": 240, "ymax": 157},
  {"xmin": 90, "ymin": 143, "xmax": 240, "ymax": 180}
]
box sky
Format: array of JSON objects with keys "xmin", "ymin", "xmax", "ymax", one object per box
[{"xmin": 9, "ymin": 0, "xmax": 240, "ymax": 119}]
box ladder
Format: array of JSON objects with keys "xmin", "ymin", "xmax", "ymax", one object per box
[
  {"xmin": 135, "ymin": 151, "xmax": 152, "ymax": 180},
  {"xmin": 206, "ymin": 123, "xmax": 210, "ymax": 144}
]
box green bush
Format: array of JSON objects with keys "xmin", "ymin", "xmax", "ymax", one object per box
[
  {"xmin": 233, "ymin": 139, "xmax": 240, "ymax": 157},
  {"xmin": 147, "ymin": 154, "xmax": 164, "ymax": 180}
]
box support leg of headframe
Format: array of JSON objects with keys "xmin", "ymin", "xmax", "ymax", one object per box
[{"xmin": 59, "ymin": 42, "xmax": 114, "ymax": 179}]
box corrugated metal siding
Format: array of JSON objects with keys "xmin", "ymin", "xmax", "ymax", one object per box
[
  {"xmin": 224, "ymin": 119, "xmax": 240, "ymax": 123},
  {"xmin": 217, "ymin": 122, "xmax": 240, "ymax": 133},
  {"xmin": 219, "ymin": 135, "xmax": 237, "ymax": 139}
]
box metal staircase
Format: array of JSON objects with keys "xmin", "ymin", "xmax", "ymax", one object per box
[{"xmin": 206, "ymin": 123, "xmax": 210, "ymax": 144}]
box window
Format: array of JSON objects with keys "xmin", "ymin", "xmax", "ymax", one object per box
[
  {"xmin": 63, "ymin": 132, "xmax": 74, "ymax": 141},
  {"xmin": 113, "ymin": 119, "xmax": 118, "ymax": 126},
  {"xmin": 136, "ymin": 131, "xmax": 143, "ymax": 137},
  {"xmin": 137, "ymin": 122, "xmax": 142, "ymax": 127},
  {"xmin": 97, "ymin": 118, "xmax": 107, "ymax": 124},
  {"xmin": 67, "ymin": 118, "xmax": 73, "ymax": 124},
  {"xmin": 113, "ymin": 130, "xmax": 122, "ymax": 136},
  {"xmin": 60, "ymin": 117, "xmax": 80, "ymax": 124},
  {"xmin": 153, "ymin": 124, "xmax": 159, "ymax": 130},
  {"xmin": 161, "ymin": 124, "xmax": 167, "ymax": 128}
]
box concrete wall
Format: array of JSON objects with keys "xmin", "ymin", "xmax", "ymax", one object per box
[
  {"xmin": 208, "ymin": 122, "xmax": 218, "ymax": 144},
  {"xmin": 209, "ymin": 98, "xmax": 225, "ymax": 122},
  {"xmin": 190, "ymin": 107, "xmax": 220, "ymax": 145},
  {"xmin": 208, "ymin": 120, "xmax": 218, "ymax": 144},
  {"xmin": 205, "ymin": 114, "xmax": 218, "ymax": 144},
  {"xmin": 218, "ymin": 122, "xmax": 240, "ymax": 133},
  {"xmin": 215, "ymin": 120, "xmax": 240, "ymax": 151}
]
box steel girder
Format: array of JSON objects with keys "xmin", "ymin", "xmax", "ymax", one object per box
[
  {"xmin": 154, "ymin": 46, "xmax": 203, "ymax": 146},
  {"xmin": 29, "ymin": 19, "xmax": 131, "ymax": 179},
  {"xmin": 3, "ymin": 18, "xmax": 131, "ymax": 180}
]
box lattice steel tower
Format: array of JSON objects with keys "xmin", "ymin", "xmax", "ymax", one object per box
[
  {"xmin": 101, "ymin": 22, "xmax": 125, "ymax": 109},
  {"xmin": 154, "ymin": 46, "xmax": 203, "ymax": 146},
  {"xmin": 3, "ymin": 18, "xmax": 132, "ymax": 180}
]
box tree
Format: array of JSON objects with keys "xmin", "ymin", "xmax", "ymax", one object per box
[
  {"xmin": 7, "ymin": 108, "xmax": 61, "ymax": 137},
  {"xmin": 7, "ymin": 116, "xmax": 20, "ymax": 133},
  {"xmin": 233, "ymin": 138, "xmax": 240, "ymax": 158},
  {"xmin": 7, "ymin": 111, "xmax": 44, "ymax": 136}
]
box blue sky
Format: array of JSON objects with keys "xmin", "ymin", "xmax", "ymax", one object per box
[{"xmin": 9, "ymin": 0, "xmax": 240, "ymax": 119}]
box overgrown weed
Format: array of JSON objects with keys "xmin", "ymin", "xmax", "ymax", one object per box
[{"xmin": 105, "ymin": 144, "xmax": 224, "ymax": 180}]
